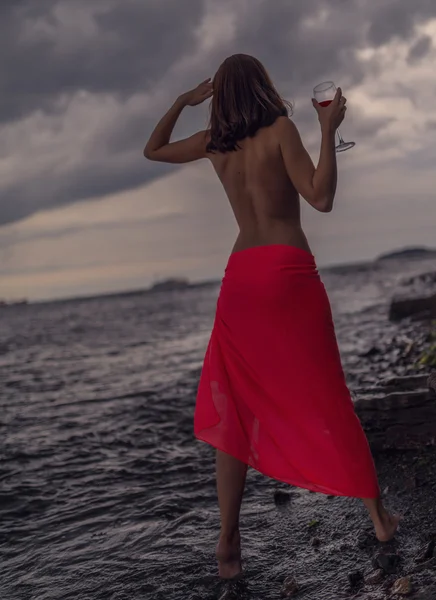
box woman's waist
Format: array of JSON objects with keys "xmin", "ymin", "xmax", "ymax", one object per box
[
  {"xmin": 218, "ymin": 245, "xmax": 325, "ymax": 314},
  {"xmin": 231, "ymin": 222, "xmax": 312, "ymax": 256},
  {"xmin": 226, "ymin": 243, "xmax": 317, "ymax": 271}
]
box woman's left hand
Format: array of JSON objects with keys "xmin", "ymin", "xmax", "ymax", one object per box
[{"xmin": 179, "ymin": 79, "xmax": 213, "ymax": 106}]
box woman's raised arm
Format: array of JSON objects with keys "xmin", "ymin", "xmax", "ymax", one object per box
[{"xmin": 144, "ymin": 79, "xmax": 213, "ymax": 164}]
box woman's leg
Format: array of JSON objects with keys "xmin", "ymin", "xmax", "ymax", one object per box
[
  {"xmin": 362, "ymin": 497, "xmax": 400, "ymax": 542},
  {"xmin": 215, "ymin": 449, "xmax": 248, "ymax": 579}
]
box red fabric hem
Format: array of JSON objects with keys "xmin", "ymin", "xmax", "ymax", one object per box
[{"xmin": 194, "ymin": 434, "xmax": 380, "ymax": 500}]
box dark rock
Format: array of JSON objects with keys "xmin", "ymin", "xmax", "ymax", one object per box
[
  {"xmin": 365, "ymin": 569, "xmax": 385, "ymax": 585},
  {"xmin": 403, "ymin": 270, "xmax": 436, "ymax": 287},
  {"xmin": 379, "ymin": 374, "xmax": 430, "ymax": 391},
  {"xmin": 354, "ymin": 388, "xmax": 436, "ymax": 452},
  {"xmin": 218, "ymin": 578, "xmax": 249, "ymax": 600},
  {"xmin": 428, "ymin": 372, "xmax": 436, "ymax": 394},
  {"xmin": 411, "ymin": 557, "xmax": 436, "ymax": 573},
  {"xmin": 274, "ymin": 490, "xmax": 291, "ymax": 506},
  {"xmin": 311, "ymin": 537, "xmax": 321, "ymax": 548},
  {"xmin": 405, "ymin": 475, "xmax": 419, "ymax": 490},
  {"xmin": 414, "ymin": 584, "xmax": 436, "ymax": 599},
  {"xmin": 391, "ymin": 576, "xmax": 412, "ymax": 596},
  {"xmin": 373, "ymin": 552, "xmax": 401, "ymax": 574},
  {"xmin": 280, "ymin": 575, "xmax": 299, "ymax": 598},
  {"xmin": 348, "ymin": 570, "xmax": 364, "ymax": 588},
  {"xmin": 357, "ymin": 530, "xmax": 378, "ymax": 550},
  {"xmin": 389, "ymin": 293, "xmax": 436, "ymax": 322},
  {"xmin": 360, "ymin": 346, "xmax": 381, "ymax": 358},
  {"xmin": 415, "ymin": 541, "xmax": 435, "ymax": 563}
]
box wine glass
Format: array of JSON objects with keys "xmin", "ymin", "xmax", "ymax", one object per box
[{"xmin": 313, "ymin": 81, "xmax": 355, "ymax": 153}]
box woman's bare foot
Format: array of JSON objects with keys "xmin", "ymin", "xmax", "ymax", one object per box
[
  {"xmin": 216, "ymin": 530, "xmax": 242, "ymax": 579},
  {"xmin": 374, "ymin": 511, "xmax": 401, "ymax": 543},
  {"xmin": 362, "ymin": 498, "xmax": 401, "ymax": 543}
]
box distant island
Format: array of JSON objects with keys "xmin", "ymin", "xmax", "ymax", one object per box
[
  {"xmin": 0, "ymin": 299, "xmax": 28, "ymax": 307},
  {"xmin": 5, "ymin": 246, "xmax": 436, "ymax": 307},
  {"xmin": 376, "ymin": 246, "xmax": 436, "ymax": 261},
  {"xmin": 148, "ymin": 277, "xmax": 191, "ymax": 293}
]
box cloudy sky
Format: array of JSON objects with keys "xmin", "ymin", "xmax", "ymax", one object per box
[{"xmin": 1, "ymin": 0, "xmax": 436, "ymax": 301}]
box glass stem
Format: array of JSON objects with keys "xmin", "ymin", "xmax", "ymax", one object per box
[{"xmin": 337, "ymin": 128, "xmax": 345, "ymax": 145}]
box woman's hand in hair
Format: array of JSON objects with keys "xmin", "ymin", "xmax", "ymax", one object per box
[
  {"xmin": 179, "ymin": 79, "xmax": 214, "ymax": 107},
  {"xmin": 312, "ymin": 87, "xmax": 347, "ymax": 132}
]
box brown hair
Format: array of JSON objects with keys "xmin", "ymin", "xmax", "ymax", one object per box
[{"xmin": 206, "ymin": 54, "xmax": 292, "ymax": 153}]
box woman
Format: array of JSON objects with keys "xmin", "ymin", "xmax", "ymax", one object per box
[{"xmin": 144, "ymin": 54, "xmax": 399, "ymax": 580}]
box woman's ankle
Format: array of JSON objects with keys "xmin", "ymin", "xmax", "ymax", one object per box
[{"xmin": 219, "ymin": 528, "xmax": 240, "ymax": 542}]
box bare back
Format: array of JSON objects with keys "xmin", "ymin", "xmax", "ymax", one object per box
[{"xmin": 206, "ymin": 119, "xmax": 312, "ymax": 255}]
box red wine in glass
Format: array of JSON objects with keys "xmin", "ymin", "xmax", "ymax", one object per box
[{"xmin": 313, "ymin": 82, "xmax": 355, "ymax": 152}]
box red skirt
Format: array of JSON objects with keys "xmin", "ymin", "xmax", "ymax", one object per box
[{"xmin": 194, "ymin": 245, "xmax": 379, "ymax": 498}]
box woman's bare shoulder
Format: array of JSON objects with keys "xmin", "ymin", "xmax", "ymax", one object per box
[{"xmin": 274, "ymin": 115, "xmax": 299, "ymax": 134}]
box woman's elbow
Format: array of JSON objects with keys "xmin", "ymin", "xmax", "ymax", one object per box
[
  {"xmin": 144, "ymin": 145, "xmax": 159, "ymax": 160},
  {"xmin": 302, "ymin": 188, "xmax": 333, "ymax": 213},
  {"xmin": 314, "ymin": 194, "xmax": 334, "ymax": 213},
  {"xmin": 317, "ymin": 202, "xmax": 333, "ymax": 213}
]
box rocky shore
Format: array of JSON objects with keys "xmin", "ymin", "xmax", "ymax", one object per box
[
  {"xmin": 220, "ymin": 380, "xmax": 436, "ymax": 600},
  {"xmin": 219, "ymin": 270, "xmax": 436, "ymax": 600},
  {"xmin": 355, "ymin": 373, "xmax": 436, "ymax": 452}
]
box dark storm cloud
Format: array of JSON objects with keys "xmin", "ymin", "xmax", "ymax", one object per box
[
  {"xmin": 0, "ymin": 0, "xmax": 205, "ymax": 123},
  {"xmin": 0, "ymin": 135, "xmax": 173, "ymax": 227},
  {"xmin": 367, "ymin": 0, "xmax": 436, "ymax": 46},
  {"xmin": 229, "ymin": 0, "xmax": 366, "ymax": 90},
  {"xmin": 2, "ymin": 0, "xmax": 436, "ymax": 227}
]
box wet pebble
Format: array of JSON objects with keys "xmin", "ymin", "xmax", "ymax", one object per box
[
  {"xmin": 360, "ymin": 346, "xmax": 381, "ymax": 358},
  {"xmin": 415, "ymin": 541, "xmax": 436, "ymax": 563},
  {"xmin": 365, "ymin": 568, "xmax": 385, "ymax": 585},
  {"xmin": 391, "ymin": 576, "xmax": 412, "ymax": 596},
  {"xmin": 274, "ymin": 490, "xmax": 291, "ymax": 506},
  {"xmin": 373, "ymin": 552, "xmax": 401, "ymax": 574},
  {"xmin": 357, "ymin": 530, "xmax": 378, "ymax": 550},
  {"xmin": 348, "ymin": 570, "xmax": 364, "ymax": 588},
  {"xmin": 280, "ymin": 575, "xmax": 299, "ymax": 598}
]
